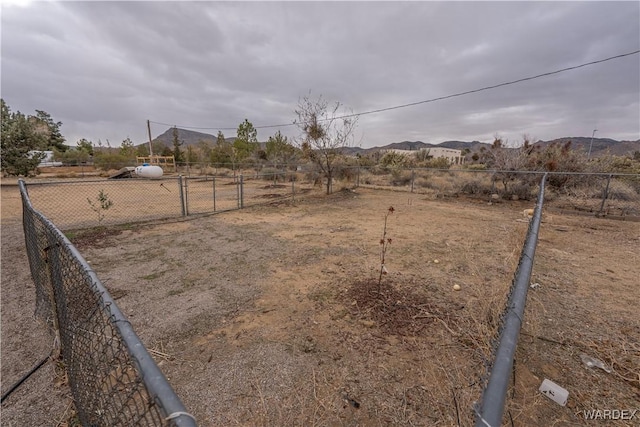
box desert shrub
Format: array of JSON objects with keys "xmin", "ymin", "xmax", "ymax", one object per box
[
  {"xmin": 372, "ymin": 165, "xmax": 390, "ymax": 175},
  {"xmin": 198, "ymin": 166, "xmax": 221, "ymax": 176},
  {"xmin": 525, "ymin": 141, "xmax": 589, "ymax": 189},
  {"xmin": 625, "ymin": 176, "xmax": 640, "ymax": 194},
  {"xmin": 304, "ymin": 168, "xmax": 321, "ymax": 185},
  {"xmin": 355, "ymin": 154, "xmax": 377, "ymax": 167},
  {"xmin": 464, "ymin": 163, "xmax": 488, "ymax": 171},
  {"xmin": 542, "ymin": 187, "xmax": 557, "ymax": 201},
  {"xmin": 421, "ymin": 157, "xmax": 451, "ymax": 169},
  {"xmin": 509, "ymin": 182, "xmax": 535, "ymax": 200},
  {"xmin": 93, "ymin": 152, "xmax": 133, "ymax": 170},
  {"xmin": 390, "ymin": 169, "xmax": 413, "ymax": 186},
  {"xmin": 260, "ymin": 167, "xmax": 286, "ymax": 182},
  {"xmin": 460, "ymin": 178, "xmax": 490, "ymax": 195},
  {"xmin": 607, "ymin": 180, "xmax": 639, "ymax": 202},
  {"xmin": 590, "ymin": 156, "xmax": 640, "ymax": 194},
  {"xmin": 414, "ymin": 177, "xmax": 431, "ymax": 189},
  {"xmin": 214, "ymin": 168, "xmax": 233, "ymax": 177},
  {"xmin": 380, "ymin": 151, "xmax": 413, "ymax": 169},
  {"xmin": 356, "ymin": 168, "xmax": 374, "ymax": 185},
  {"xmin": 589, "ymin": 155, "xmax": 640, "ymax": 174},
  {"xmin": 332, "ymin": 159, "xmax": 359, "ymax": 181},
  {"xmin": 414, "ymin": 172, "xmax": 458, "ymax": 194}
]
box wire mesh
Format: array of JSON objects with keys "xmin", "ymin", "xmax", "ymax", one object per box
[
  {"xmin": 19, "ymin": 168, "xmax": 639, "ymax": 425},
  {"xmin": 23, "ymin": 169, "xmax": 639, "ymax": 232},
  {"xmin": 238, "ymin": 171, "xmax": 313, "ymax": 208},
  {"xmin": 19, "ymin": 180, "xmax": 196, "ymax": 427},
  {"xmin": 25, "ymin": 178, "xmax": 182, "ymax": 230},
  {"xmin": 182, "ymin": 175, "xmax": 240, "ymax": 214},
  {"xmin": 355, "ymin": 167, "xmax": 640, "ymax": 216}
]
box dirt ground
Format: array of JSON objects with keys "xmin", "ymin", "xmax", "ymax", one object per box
[{"xmin": 1, "ymin": 181, "xmax": 639, "ymax": 426}]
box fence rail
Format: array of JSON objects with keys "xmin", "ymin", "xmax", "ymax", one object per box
[
  {"xmin": 19, "ymin": 180, "xmax": 196, "ymax": 427},
  {"xmin": 474, "ymin": 174, "xmax": 547, "ymax": 427}
]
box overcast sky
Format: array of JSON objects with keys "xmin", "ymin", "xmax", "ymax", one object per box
[{"xmin": 2, "ymin": 1, "xmax": 639, "ymax": 149}]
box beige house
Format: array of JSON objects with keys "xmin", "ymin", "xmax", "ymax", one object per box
[{"xmin": 422, "ymin": 147, "xmax": 464, "ymax": 164}]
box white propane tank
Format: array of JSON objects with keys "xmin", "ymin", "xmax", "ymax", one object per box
[{"xmin": 135, "ymin": 164, "xmax": 164, "ymax": 178}]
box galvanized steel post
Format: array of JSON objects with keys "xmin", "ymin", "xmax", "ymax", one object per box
[
  {"xmin": 178, "ymin": 175, "xmax": 186, "ymax": 216},
  {"xmin": 475, "ymin": 174, "xmax": 547, "ymax": 427},
  {"xmin": 212, "ymin": 176, "xmax": 216, "ymax": 212},
  {"xmin": 240, "ymin": 174, "xmax": 244, "ymax": 208}
]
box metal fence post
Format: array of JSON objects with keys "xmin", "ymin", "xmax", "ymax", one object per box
[
  {"xmin": 292, "ymin": 178, "xmax": 295, "ymax": 204},
  {"xmin": 213, "ymin": 176, "xmax": 216, "ymax": 212},
  {"xmin": 178, "ymin": 175, "xmax": 186, "ymax": 217},
  {"xmin": 357, "ymin": 166, "xmax": 360, "ymax": 188},
  {"xmin": 236, "ymin": 176, "xmax": 240, "ymax": 208},
  {"xmin": 411, "ymin": 169, "xmax": 415, "ymax": 193},
  {"xmin": 597, "ymin": 174, "xmax": 612, "ymax": 217},
  {"xmin": 240, "ymin": 174, "xmax": 244, "ymax": 209},
  {"xmin": 184, "ymin": 176, "xmax": 189, "ymax": 216}
]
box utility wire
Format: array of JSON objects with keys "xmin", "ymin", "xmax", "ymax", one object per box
[{"xmin": 149, "ymin": 49, "xmax": 639, "ymax": 131}]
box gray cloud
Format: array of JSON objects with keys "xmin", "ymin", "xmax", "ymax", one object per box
[{"xmin": 2, "ymin": 1, "xmax": 638, "ymax": 148}]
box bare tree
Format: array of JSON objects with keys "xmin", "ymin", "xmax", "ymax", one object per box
[
  {"xmin": 485, "ymin": 135, "xmax": 530, "ymax": 193},
  {"xmin": 294, "ymin": 93, "xmax": 358, "ymax": 194}
]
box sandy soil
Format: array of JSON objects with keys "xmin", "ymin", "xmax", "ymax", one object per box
[{"xmin": 2, "ymin": 182, "xmax": 639, "ymax": 426}]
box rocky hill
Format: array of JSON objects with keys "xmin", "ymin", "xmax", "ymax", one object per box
[
  {"xmin": 151, "ymin": 128, "xmax": 236, "ymax": 147},
  {"xmin": 362, "ymin": 138, "xmax": 639, "ymax": 157},
  {"xmin": 146, "ymin": 127, "xmax": 639, "ymax": 157},
  {"xmin": 532, "ymin": 137, "xmax": 639, "ymax": 157}
]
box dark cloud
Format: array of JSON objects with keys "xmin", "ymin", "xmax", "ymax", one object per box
[{"xmin": 1, "ymin": 1, "xmax": 638, "ymax": 148}]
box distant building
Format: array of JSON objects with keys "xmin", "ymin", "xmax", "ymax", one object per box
[
  {"xmin": 29, "ymin": 150, "xmax": 63, "ymax": 167},
  {"xmin": 423, "ymin": 147, "xmax": 464, "ymax": 164}
]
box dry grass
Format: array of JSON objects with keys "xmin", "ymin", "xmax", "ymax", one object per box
[{"xmin": 4, "ymin": 176, "xmax": 638, "ymax": 426}]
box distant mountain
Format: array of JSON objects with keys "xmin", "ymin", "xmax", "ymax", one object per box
[
  {"xmin": 366, "ymin": 137, "xmax": 639, "ymax": 157},
  {"xmin": 362, "ymin": 140, "xmax": 488, "ymax": 153},
  {"xmin": 150, "ymin": 128, "xmax": 235, "ymax": 147},
  {"xmin": 144, "ymin": 128, "xmax": 639, "ymax": 158},
  {"xmin": 533, "ymin": 137, "xmax": 639, "ymax": 157},
  {"xmin": 378, "ymin": 141, "xmax": 435, "ymax": 151},
  {"xmin": 438, "ymin": 140, "xmax": 485, "ymax": 150}
]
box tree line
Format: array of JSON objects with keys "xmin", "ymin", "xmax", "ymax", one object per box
[
  {"xmin": 1, "ymin": 99, "xmax": 67, "ymax": 176},
  {"xmin": 3, "ymin": 96, "xmax": 638, "ymax": 196},
  {"xmin": 0, "ymin": 95, "xmax": 357, "ymax": 195}
]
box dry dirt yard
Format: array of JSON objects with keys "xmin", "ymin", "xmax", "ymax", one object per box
[{"xmin": 2, "ymin": 183, "xmax": 639, "ymax": 426}]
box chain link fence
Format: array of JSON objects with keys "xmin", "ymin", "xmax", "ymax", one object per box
[
  {"xmin": 181, "ymin": 171, "xmax": 312, "ymax": 215},
  {"xmin": 473, "ymin": 174, "xmax": 547, "ymax": 427},
  {"xmin": 22, "ymin": 166, "xmax": 640, "ymax": 230},
  {"xmin": 22, "ymin": 168, "xmax": 639, "ymax": 231},
  {"xmin": 23, "ymin": 171, "xmax": 316, "ymax": 230},
  {"xmin": 353, "ymin": 167, "xmax": 640, "ymax": 218},
  {"xmin": 19, "ymin": 180, "xmax": 196, "ymax": 427},
  {"xmin": 19, "ymin": 166, "xmax": 639, "ymax": 425},
  {"xmin": 25, "ymin": 178, "xmax": 183, "ymax": 230}
]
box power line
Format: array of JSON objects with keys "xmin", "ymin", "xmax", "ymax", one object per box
[{"xmin": 149, "ymin": 49, "xmax": 639, "ymax": 132}]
